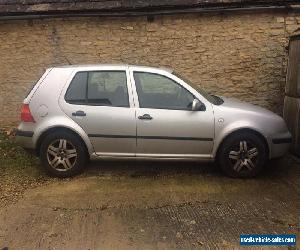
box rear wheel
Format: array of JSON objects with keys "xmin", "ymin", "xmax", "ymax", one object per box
[
  {"xmin": 40, "ymin": 131, "xmax": 87, "ymax": 177},
  {"xmin": 217, "ymin": 132, "xmax": 267, "ymax": 178}
]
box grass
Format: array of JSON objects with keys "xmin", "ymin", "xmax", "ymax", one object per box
[
  {"xmin": 0, "ymin": 130, "xmax": 52, "ymax": 207},
  {"xmin": 0, "ymin": 131, "xmax": 38, "ymax": 170}
]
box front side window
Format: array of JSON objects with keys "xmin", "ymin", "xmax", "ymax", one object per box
[
  {"xmin": 173, "ymin": 71, "xmax": 224, "ymax": 105},
  {"xmin": 133, "ymin": 72, "xmax": 194, "ymax": 110},
  {"xmin": 65, "ymin": 71, "xmax": 129, "ymax": 107}
]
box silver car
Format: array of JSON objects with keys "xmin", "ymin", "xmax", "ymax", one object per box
[{"xmin": 16, "ymin": 65, "xmax": 291, "ymax": 178}]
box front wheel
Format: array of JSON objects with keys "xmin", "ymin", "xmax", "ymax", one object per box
[
  {"xmin": 40, "ymin": 131, "xmax": 87, "ymax": 177},
  {"xmin": 217, "ymin": 132, "xmax": 268, "ymax": 178}
]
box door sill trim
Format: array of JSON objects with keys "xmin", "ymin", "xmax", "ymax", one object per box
[{"xmin": 91, "ymin": 153, "xmax": 213, "ymax": 161}]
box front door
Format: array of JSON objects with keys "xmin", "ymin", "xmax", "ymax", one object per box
[
  {"xmin": 60, "ymin": 69, "xmax": 136, "ymax": 156},
  {"xmin": 131, "ymin": 70, "xmax": 214, "ymax": 158}
]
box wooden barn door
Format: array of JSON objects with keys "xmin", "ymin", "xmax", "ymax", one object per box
[{"xmin": 284, "ymin": 35, "xmax": 300, "ymax": 155}]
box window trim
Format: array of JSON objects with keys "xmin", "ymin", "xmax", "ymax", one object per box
[
  {"xmin": 133, "ymin": 71, "xmax": 204, "ymax": 111},
  {"xmin": 64, "ymin": 70, "xmax": 130, "ymax": 108}
]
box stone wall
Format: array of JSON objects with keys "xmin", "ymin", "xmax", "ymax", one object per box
[{"xmin": 0, "ymin": 12, "xmax": 299, "ymax": 127}]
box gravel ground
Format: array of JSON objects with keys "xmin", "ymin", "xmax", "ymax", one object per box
[
  {"xmin": 0, "ymin": 131, "xmax": 300, "ymax": 249},
  {"xmin": 0, "ymin": 131, "xmax": 60, "ymax": 207}
]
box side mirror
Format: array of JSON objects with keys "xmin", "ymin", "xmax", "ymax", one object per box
[{"xmin": 192, "ymin": 99, "xmax": 206, "ymax": 111}]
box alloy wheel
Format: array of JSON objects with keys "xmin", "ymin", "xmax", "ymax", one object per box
[
  {"xmin": 46, "ymin": 139, "xmax": 77, "ymax": 171},
  {"xmin": 228, "ymin": 140, "xmax": 258, "ymax": 173}
]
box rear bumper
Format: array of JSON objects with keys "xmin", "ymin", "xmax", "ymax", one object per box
[
  {"xmin": 269, "ymin": 131, "xmax": 292, "ymax": 159},
  {"xmin": 15, "ymin": 129, "xmax": 35, "ymax": 149}
]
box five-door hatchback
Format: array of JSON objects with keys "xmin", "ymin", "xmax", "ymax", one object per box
[{"xmin": 16, "ymin": 65, "xmax": 292, "ymax": 178}]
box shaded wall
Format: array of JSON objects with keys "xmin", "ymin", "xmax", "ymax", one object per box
[{"xmin": 0, "ymin": 12, "xmax": 299, "ymax": 127}]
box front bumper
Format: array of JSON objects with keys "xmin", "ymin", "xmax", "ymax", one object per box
[
  {"xmin": 15, "ymin": 129, "xmax": 35, "ymax": 149},
  {"xmin": 269, "ymin": 131, "xmax": 292, "ymax": 159}
]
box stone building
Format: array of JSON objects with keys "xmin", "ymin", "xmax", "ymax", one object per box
[{"xmin": 0, "ymin": 0, "xmax": 300, "ymax": 127}]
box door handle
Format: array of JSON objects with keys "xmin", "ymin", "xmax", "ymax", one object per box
[
  {"xmin": 138, "ymin": 114, "xmax": 153, "ymax": 120},
  {"xmin": 72, "ymin": 110, "xmax": 86, "ymax": 117}
]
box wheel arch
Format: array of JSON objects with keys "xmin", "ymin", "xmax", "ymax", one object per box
[
  {"xmin": 214, "ymin": 128, "xmax": 270, "ymax": 160},
  {"xmin": 35, "ymin": 126, "xmax": 90, "ymax": 158}
]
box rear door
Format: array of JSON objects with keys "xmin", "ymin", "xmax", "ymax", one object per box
[{"xmin": 59, "ymin": 66, "xmax": 137, "ymax": 156}]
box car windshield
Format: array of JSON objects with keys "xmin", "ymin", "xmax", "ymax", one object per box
[{"xmin": 172, "ymin": 71, "xmax": 224, "ymax": 105}]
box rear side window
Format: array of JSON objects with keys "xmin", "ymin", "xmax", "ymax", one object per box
[
  {"xmin": 65, "ymin": 72, "xmax": 87, "ymax": 104},
  {"xmin": 65, "ymin": 71, "xmax": 129, "ymax": 107}
]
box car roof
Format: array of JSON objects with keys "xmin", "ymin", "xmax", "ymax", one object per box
[{"xmin": 52, "ymin": 64, "xmax": 173, "ymax": 73}]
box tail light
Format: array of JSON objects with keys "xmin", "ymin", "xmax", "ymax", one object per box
[{"xmin": 21, "ymin": 104, "xmax": 35, "ymax": 122}]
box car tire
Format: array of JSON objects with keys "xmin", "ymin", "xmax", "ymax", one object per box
[
  {"xmin": 40, "ymin": 131, "xmax": 87, "ymax": 178},
  {"xmin": 217, "ymin": 132, "xmax": 267, "ymax": 178}
]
